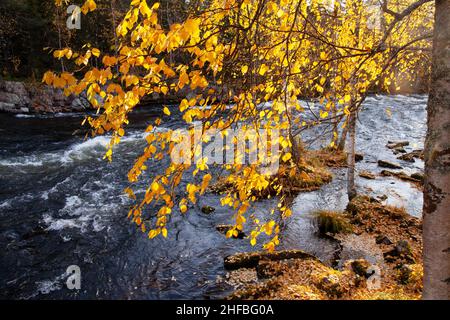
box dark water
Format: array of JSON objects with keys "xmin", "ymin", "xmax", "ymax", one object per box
[{"xmin": 0, "ymin": 95, "xmax": 427, "ymax": 299}]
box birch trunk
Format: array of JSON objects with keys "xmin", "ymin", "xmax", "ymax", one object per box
[{"xmin": 423, "ymin": 0, "xmax": 450, "ymax": 300}]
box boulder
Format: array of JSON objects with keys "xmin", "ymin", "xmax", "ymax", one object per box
[
  {"xmin": 410, "ymin": 172, "xmax": 424, "ymax": 182},
  {"xmin": 392, "ymin": 147, "xmax": 407, "ymax": 155},
  {"xmin": 0, "ymin": 92, "xmax": 23, "ymax": 105},
  {"xmin": 71, "ymin": 98, "xmax": 87, "ymax": 111},
  {"xmin": 355, "ymin": 153, "xmax": 364, "ymax": 162},
  {"xmin": 201, "ymin": 205, "xmax": 215, "ymax": 214},
  {"xmin": 359, "ymin": 170, "xmax": 375, "ymax": 179},
  {"xmin": 386, "ymin": 141, "xmax": 409, "ymax": 149},
  {"xmin": 380, "ymin": 170, "xmax": 421, "ymax": 183},
  {"xmin": 0, "ymin": 102, "xmax": 18, "ymax": 113},
  {"xmin": 0, "ymin": 80, "xmax": 29, "ymax": 97},
  {"xmin": 378, "ymin": 160, "xmax": 402, "ymax": 169},
  {"xmin": 0, "ymin": 80, "xmax": 91, "ymax": 114},
  {"xmin": 397, "ymin": 150, "xmax": 424, "ymax": 162}
]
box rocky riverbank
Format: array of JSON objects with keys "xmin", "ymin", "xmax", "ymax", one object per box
[
  {"xmin": 0, "ymin": 80, "xmax": 89, "ymax": 114},
  {"xmin": 225, "ymin": 195, "xmax": 423, "ymax": 300}
]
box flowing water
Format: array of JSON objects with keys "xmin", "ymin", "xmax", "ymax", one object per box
[{"xmin": 0, "ymin": 94, "xmax": 427, "ymax": 299}]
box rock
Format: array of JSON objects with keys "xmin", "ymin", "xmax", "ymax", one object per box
[
  {"xmin": 355, "ymin": 153, "xmax": 364, "ymax": 162},
  {"xmin": 22, "ymin": 226, "xmax": 49, "ymax": 240},
  {"xmin": 376, "ymin": 234, "xmax": 393, "ymax": 245},
  {"xmin": 0, "ymin": 80, "xmax": 92, "ymax": 114},
  {"xmin": 397, "ymin": 153, "xmax": 415, "ymax": 162},
  {"xmin": 201, "ymin": 205, "xmax": 215, "ymax": 214},
  {"xmin": 0, "ymin": 81, "xmax": 32, "ymax": 113},
  {"xmin": 70, "ymin": 98, "xmax": 85, "ymax": 111},
  {"xmin": 410, "ymin": 172, "xmax": 424, "ymax": 181},
  {"xmin": 224, "ymin": 249, "xmax": 316, "ymax": 270},
  {"xmin": 350, "ymin": 259, "xmax": 370, "ymax": 277},
  {"xmin": 380, "ymin": 170, "xmax": 421, "ymax": 183},
  {"xmin": 0, "ymin": 80, "xmax": 29, "ymax": 96},
  {"xmin": 0, "ymin": 92, "xmax": 22, "ymax": 105},
  {"xmin": 395, "ymin": 240, "xmax": 413, "ymax": 255},
  {"xmin": 397, "ymin": 150, "xmax": 424, "ymax": 162},
  {"xmin": 0, "ymin": 102, "xmax": 19, "ymax": 113},
  {"xmin": 216, "ymin": 224, "xmax": 246, "ymax": 239},
  {"xmin": 392, "ymin": 147, "xmax": 407, "ymax": 155},
  {"xmin": 359, "ymin": 170, "xmax": 375, "ymax": 179},
  {"xmin": 378, "ymin": 160, "xmax": 402, "ymax": 169},
  {"xmin": 386, "ymin": 141, "xmax": 409, "ymax": 149},
  {"xmin": 384, "ymin": 240, "xmax": 415, "ymax": 263}
]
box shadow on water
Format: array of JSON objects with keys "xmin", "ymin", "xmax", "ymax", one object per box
[{"xmin": 0, "ymin": 94, "xmax": 426, "ymax": 299}]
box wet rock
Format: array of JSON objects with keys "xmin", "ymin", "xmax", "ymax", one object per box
[
  {"xmin": 380, "ymin": 170, "xmax": 421, "ymax": 183},
  {"xmin": 376, "ymin": 234, "xmax": 393, "ymax": 245},
  {"xmin": 378, "ymin": 160, "xmax": 402, "ymax": 169},
  {"xmin": 22, "ymin": 226, "xmax": 49, "ymax": 240},
  {"xmin": 410, "ymin": 172, "xmax": 424, "ymax": 182},
  {"xmin": 224, "ymin": 249, "xmax": 316, "ymax": 270},
  {"xmin": 355, "ymin": 153, "xmax": 364, "ymax": 162},
  {"xmin": 386, "ymin": 141, "xmax": 409, "ymax": 149},
  {"xmin": 201, "ymin": 205, "xmax": 215, "ymax": 214},
  {"xmin": 392, "ymin": 147, "xmax": 407, "ymax": 155},
  {"xmin": 397, "ymin": 150, "xmax": 424, "ymax": 163},
  {"xmin": 359, "ymin": 170, "xmax": 375, "ymax": 180},
  {"xmin": 216, "ymin": 224, "xmax": 246, "ymax": 239}
]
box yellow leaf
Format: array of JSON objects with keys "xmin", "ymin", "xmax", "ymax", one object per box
[
  {"xmin": 241, "ymin": 65, "xmax": 248, "ymax": 75},
  {"xmin": 259, "ymin": 64, "xmax": 268, "ymax": 76},
  {"xmin": 282, "ymin": 153, "xmax": 292, "ymax": 162},
  {"xmin": 162, "ymin": 228, "xmax": 168, "ymax": 238},
  {"xmin": 163, "ymin": 107, "xmax": 171, "ymax": 116},
  {"xmin": 91, "ymin": 48, "xmax": 100, "ymax": 57}
]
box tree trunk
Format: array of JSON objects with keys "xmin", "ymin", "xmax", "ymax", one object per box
[
  {"xmin": 337, "ymin": 124, "xmax": 348, "ymax": 151},
  {"xmin": 423, "ymin": 0, "xmax": 450, "ymax": 300},
  {"xmin": 347, "ymin": 108, "xmax": 357, "ymax": 201}
]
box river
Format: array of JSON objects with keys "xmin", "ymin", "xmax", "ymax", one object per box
[{"xmin": 0, "ymin": 94, "xmax": 426, "ymax": 299}]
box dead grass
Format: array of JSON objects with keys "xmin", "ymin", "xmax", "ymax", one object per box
[
  {"xmin": 312, "ymin": 210, "xmax": 353, "ymax": 235},
  {"xmin": 209, "ymin": 148, "xmax": 337, "ymax": 199}
]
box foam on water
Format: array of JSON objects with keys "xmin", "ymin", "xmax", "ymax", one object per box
[{"xmin": 0, "ymin": 129, "xmax": 159, "ymax": 168}]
